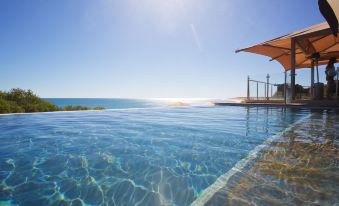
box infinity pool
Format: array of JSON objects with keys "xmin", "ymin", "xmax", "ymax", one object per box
[{"xmin": 0, "ymin": 107, "xmax": 336, "ymax": 205}]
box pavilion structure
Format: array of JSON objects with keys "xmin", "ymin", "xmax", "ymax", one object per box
[{"xmin": 236, "ymin": 22, "xmax": 339, "ymax": 102}]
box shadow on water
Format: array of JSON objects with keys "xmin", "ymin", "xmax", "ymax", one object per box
[{"xmin": 205, "ymin": 109, "xmax": 339, "ymax": 206}]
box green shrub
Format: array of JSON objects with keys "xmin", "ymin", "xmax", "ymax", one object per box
[
  {"xmin": 0, "ymin": 99, "xmax": 25, "ymax": 114},
  {"xmin": 0, "ymin": 98, "xmax": 12, "ymax": 113},
  {"xmin": 63, "ymin": 105, "xmax": 91, "ymax": 111},
  {"xmin": 63, "ymin": 106, "xmax": 105, "ymax": 111},
  {"xmin": 0, "ymin": 88, "xmax": 105, "ymax": 114},
  {"xmin": 93, "ymin": 107, "xmax": 105, "ymax": 110}
]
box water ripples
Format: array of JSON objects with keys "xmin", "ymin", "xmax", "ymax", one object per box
[{"xmin": 0, "ymin": 107, "xmax": 310, "ymax": 205}]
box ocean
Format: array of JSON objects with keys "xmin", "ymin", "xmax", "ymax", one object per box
[{"xmin": 44, "ymin": 98, "xmax": 217, "ymax": 109}]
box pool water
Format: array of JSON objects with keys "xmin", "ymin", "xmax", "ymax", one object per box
[
  {"xmin": 198, "ymin": 109, "xmax": 339, "ymax": 206},
  {"xmin": 0, "ymin": 107, "xmax": 335, "ymax": 205}
]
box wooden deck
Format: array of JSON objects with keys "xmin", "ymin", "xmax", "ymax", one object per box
[{"xmin": 214, "ymin": 99, "xmax": 339, "ymax": 109}]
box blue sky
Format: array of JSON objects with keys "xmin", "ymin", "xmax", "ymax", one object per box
[{"xmin": 0, "ymin": 0, "xmax": 326, "ymax": 98}]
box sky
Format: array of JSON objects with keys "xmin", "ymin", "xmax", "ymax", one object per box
[{"xmin": 0, "ymin": 0, "xmax": 327, "ymax": 98}]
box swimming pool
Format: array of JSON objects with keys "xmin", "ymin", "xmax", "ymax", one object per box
[{"xmin": 0, "ymin": 107, "xmax": 337, "ymax": 205}]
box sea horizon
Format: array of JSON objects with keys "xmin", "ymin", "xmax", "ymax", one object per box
[{"xmin": 43, "ymin": 97, "xmax": 230, "ymax": 110}]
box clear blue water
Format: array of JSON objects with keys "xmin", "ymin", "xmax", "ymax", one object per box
[
  {"xmin": 0, "ymin": 106, "xmax": 309, "ymax": 206},
  {"xmin": 44, "ymin": 98, "xmax": 217, "ymax": 109},
  {"xmin": 44, "ymin": 98, "xmax": 162, "ymax": 109}
]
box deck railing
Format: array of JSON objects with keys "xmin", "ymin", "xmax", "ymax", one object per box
[
  {"xmin": 246, "ymin": 75, "xmax": 282, "ymax": 101},
  {"xmin": 247, "ymin": 70, "xmax": 339, "ymax": 103},
  {"xmin": 246, "ymin": 74, "xmax": 311, "ymax": 102},
  {"xmin": 247, "ymin": 75, "xmax": 283, "ymax": 100}
]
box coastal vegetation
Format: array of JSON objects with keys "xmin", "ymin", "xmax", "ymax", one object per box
[
  {"xmin": 63, "ymin": 105, "xmax": 105, "ymax": 111},
  {"xmin": 0, "ymin": 88, "xmax": 105, "ymax": 114}
]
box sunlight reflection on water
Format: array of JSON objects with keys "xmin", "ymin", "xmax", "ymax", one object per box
[{"xmin": 0, "ymin": 107, "xmax": 337, "ymax": 205}]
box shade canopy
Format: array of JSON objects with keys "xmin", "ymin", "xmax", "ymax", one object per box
[{"xmin": 236, "ymin": 22, "xmax": 339, "ymax": 71}]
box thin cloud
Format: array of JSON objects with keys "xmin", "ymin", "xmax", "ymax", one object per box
[{"xmin": 190, "ymin": 24, "xmax": 203, "ymax": 52}]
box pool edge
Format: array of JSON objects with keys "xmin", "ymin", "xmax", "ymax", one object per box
[{"xmin": 190, "ymin": 113, "xmax": 312, "ymax": 206}]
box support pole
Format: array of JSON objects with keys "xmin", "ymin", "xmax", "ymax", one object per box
[
  {"xmin": 247, "ymin": 76, "xmax": 250, "ymax": 101},
  {"xmin": 266, "ymin": 74, "xmax": 270, "ymax": 100},
  {"xmin": 311, "ymin": 61, "xmax": 315, "ymax": 99},
  {"xmin": 291, "ymin": 38, "xmax": 296, "ymax": 101},
  {"xmin": 316, "ymin": 61, "xmax": 320, "ymax": 83},
  {"xmin": 284, "ymin": 71, "xmax": 287, "ymax": 104},
  {"xmin": 256, "ymin": 82, "xmax": 259, "ymax": 100},
  {"xmin": 336, "ymin": 68, "xmax": 339, "ymax": 101}
]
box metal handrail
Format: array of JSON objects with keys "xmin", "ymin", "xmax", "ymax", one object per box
[
  {"xmin": 247, "ymin": 75, "xmax": 278, "ymax": 101},
  {"xmin": 249, "ymin": 79, "xmax": 277, "ymax": 86},
  {"xmin": 247, "ymin": 74, "xmax": 311, "ymax": 101}
]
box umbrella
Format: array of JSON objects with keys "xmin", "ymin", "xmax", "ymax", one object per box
[
  {"xmin": 319, "ymin": 0, "xmax": 339, "ymax": 36},
  {"xmin": 236, "ymin": 22, "xmax": 339, "ymax": 100},
  {"xmin": 236, "ymin": 22, "xmax": 339, "ymax": 71}
]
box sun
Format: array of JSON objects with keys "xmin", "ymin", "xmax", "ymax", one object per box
[{"xmin": 143, "ymin": 0, "xmax": 192, "ymax": 30}]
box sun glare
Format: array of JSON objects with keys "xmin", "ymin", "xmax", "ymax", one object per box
[{"xmin": 144, "ymin": 0, "xmax": 193, "ymax": 30}]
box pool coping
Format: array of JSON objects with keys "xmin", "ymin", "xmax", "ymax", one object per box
[
  {"xmin": 214, "ymin": 102, "xmax": 339, "ymax": 110},
  {"xmin": 0, "ymin": 107, "xmax": 170, "ymax": 116}
]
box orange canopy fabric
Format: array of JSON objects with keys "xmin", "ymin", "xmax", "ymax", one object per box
[{"xmin": 237, "ymin": 22, "xmax": 339, "ymax": 71}]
